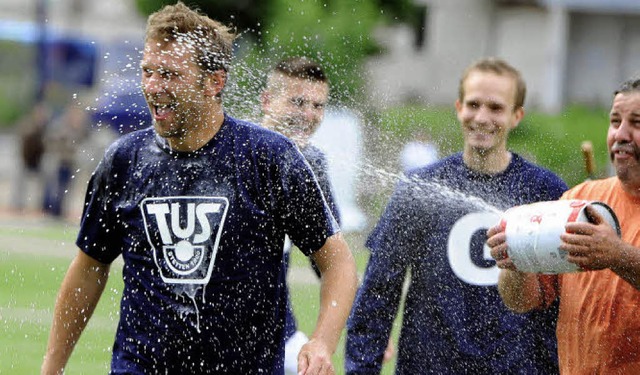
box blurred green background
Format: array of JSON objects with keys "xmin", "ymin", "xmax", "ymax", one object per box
[{"xmin": 0, "ymin": 0, "xmax": 612, "ymax": 192}]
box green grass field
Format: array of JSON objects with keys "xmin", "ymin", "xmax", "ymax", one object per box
[{"xmin": 0, "ymin": 222, "xmax": 398, "ymax": 374}]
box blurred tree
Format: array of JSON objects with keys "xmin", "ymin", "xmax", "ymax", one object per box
[
  {"xmin": 135, "ymin": 0, "xmax": 418, "ymax": 36},
  {"xmin": 134, "ymin": 0, "xmax": 421, "ymax": 105},
  {"xmin": 260, "ymin": 0, "xmax": 381, "ymax": 102},
  {"xmin": 134, "ymin": 0, "xmax": 271, "ymax": 35}
]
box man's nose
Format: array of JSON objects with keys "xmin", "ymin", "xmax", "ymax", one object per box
[
  {"xmin": 303, "ymin": 106, "xmax": 318, "ymax": 122},
  {"xmin": 474, "ymin": 106, "xmax": 492, "ymax": 125},
  {"xmin": 615, "ymin": 120, "xmax": 634, "ymax": 142}
]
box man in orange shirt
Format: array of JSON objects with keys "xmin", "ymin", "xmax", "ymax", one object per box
[{"xmin": 487, "ymin": 78, "xmax": 640, "ymax": 374}]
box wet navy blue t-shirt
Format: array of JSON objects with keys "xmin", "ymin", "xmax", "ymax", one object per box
[
  {"xmin": 346, "ymin": 153, "xmax": 567, "ymax": 375},
  {"xmin": 77, "ymin": 115, "xmax": 338, "ymax": 374},
  {"xmin": 300, "ymin": 144, "xmax": 340, "ymax": 226}
]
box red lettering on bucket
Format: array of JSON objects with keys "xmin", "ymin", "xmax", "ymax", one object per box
[
  {"xmin": 567, "ymin": 205, "xmax": 583, "ymax": 223},
  {"xmin": 530, "ymin": 215, "xmax": 542, "ymax": 224},
  {"xmin": 569, "ymin": 200, "xmax": 587, "ymax": 208}
]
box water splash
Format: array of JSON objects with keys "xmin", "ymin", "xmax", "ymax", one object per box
[
  {"xmin": 175, "ymin": 284, "xmax": 202, "ymax": 333},
  {"xmin": 358, "ymin": 160, "xmax": 503, "ymax": 214}
]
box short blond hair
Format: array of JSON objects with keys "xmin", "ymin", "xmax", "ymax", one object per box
[
  {"xmin": 458, "ymin": 57, "xmax": 526, "ymax": 109},
  {"xmin": 145, "ymin": 2, "xmax": 236, "ymax": 73}
]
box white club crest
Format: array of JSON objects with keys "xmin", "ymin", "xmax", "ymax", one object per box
[{"xmin": 141, "ymin": 197, "xmax": 229, "ymax": 284}]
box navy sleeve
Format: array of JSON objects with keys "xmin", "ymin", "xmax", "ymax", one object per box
[
  {"xmin": 521, "ymin": 157, "xmax": 568, "ymax": 203},
  {"xmin": 306, "ymin": 148, "xmax": 341, "ymax": 226},
  {"xmin": 277, "ymin": 146, "xmax": 339, "ymax": 256},
  {"xmin": 345, "ymin": 182, "xmax": 420, "ymax": 374},
  {"xmin": 542, "ymin": 171, "xmax": 568, "ymax": 200},
  {"xmin": 76, "ymin": 145, "xmax": 125, "ymax": 264}
]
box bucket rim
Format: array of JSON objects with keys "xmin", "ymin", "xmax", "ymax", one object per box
[{"xmin": 588, "ymin": 201, "xmax": 622, "ymax": 237}]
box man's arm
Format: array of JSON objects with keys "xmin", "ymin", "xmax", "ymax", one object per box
[
  {"xmin": 497, "ymin": 270, "xmax": 546, "ymax": 313},
  {"xmin": 606, "ymin": 242, "xmax": 640, "ymax": 290},
  {"xmin": 562, "ymin": 205, "xmax": 640, "ymax": 290},
  {"xmin": 345, "ymin": 251, "xmax": 406, "ymax": 375},
  {"xmin": 487, "ymin": 224, "xmax": 547, "ymax": 313},
  {"xmin": 42, "ymin": 250, "xmax": 110, "ymax": 375},
  {"xmin": 297, "ymin": 233, "xmax": 357, "ymax": 375}
]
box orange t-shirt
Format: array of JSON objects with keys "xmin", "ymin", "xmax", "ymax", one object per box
[{"xmin": 552, "ymin": 177, "xmax": 640, "ymax": 374}]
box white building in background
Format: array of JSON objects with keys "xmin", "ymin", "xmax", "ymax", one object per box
[
  {"xmin": 366, "ymin": 0, "xmax": 640, "ymax": 113},
  {"xmin": 311, "ymin": 108, "xmax": 368, "ymax": 233}
]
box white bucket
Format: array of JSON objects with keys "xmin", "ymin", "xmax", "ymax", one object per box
[{"xmin": 502, "ymin": 200, "xmax": 621, "ymax": 274}]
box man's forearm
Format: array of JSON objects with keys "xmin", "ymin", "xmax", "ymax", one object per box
[
  {"xmin": 310, "ymin": 236, "xmax": 358, "ymax": 353},
  {"xmin": 42, "ymin": 251, "xmax": 110, "ymax": 374},
  {"xmin": 611, "ymin": 243, "xmax": 640, "ymax": 290},
  {"xmin": 313, "ymin": 260, "xmax": 357, "ymax": 352},
  {"xmin": 498, "ymin": 269, "xmax": 544, "ymax": 313}
]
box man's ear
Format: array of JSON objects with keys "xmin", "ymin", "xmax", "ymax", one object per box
[
  {"xmin": 454, "ymin": 99, "xmax": 464, "ymax": 121},
  {"xmin": 511, "ymin": 106, "xmax": 525, "ymax": 129},
  {"xmin": 260, "ymin": 90, "xmax": 271, "ymax": 112},
  {"xmin": 205, "ymin": 70, "xmax": 227, "ymax": 97}
]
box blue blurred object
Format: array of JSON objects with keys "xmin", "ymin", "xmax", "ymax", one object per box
[
  {"xmin": 91, "ymin": 42, "xmax": 151, "ymax": 135},
  {"xmin": 46, "ymin": 38, "xmax": 97, "ymax": 87},
  {"xmin": 0, "ymin": 19, "xmax": 44, "ymax": 43},
  {"xmin": 0, "ymin": 18, "xmax": 150, "ymax": 134},
  {"xmin": 92, "ymin": 84, "xmax": 152, "ymax": 134},
  {"xmin": 0, "ymin": 19, "xmax": 97, "ymax": 89}
]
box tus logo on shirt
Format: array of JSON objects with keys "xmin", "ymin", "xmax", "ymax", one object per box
[{"xmin": 141, "ymin": 197, "xmax": 229, "ymax": 284}]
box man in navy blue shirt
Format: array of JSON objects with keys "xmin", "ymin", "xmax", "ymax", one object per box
[
  {"xmin": 41, "ymin": 3, "xmax": 357, "ymax": 375},
  {"xmin": 262, "ymin": 56, "xmax": 342, "ymax": 374},
  {"xmin": 346, "ymin": 58, "xmax": 567, "ymax": 374}
]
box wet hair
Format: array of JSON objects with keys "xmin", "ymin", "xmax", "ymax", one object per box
[
  {"xmin": 614, "ymin": 78, "xmax": 640, "ymax": 95},
  {"xmin": 458, "ymin": 57, "xmax": 526, "ymax": 109},
  {"xmin": 271, "ymin": 57, "xmax": 327, "ymax": 83},
  {"xmin": 145, "ymin": 2, "xmax": 235, "ymax": 74}
]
